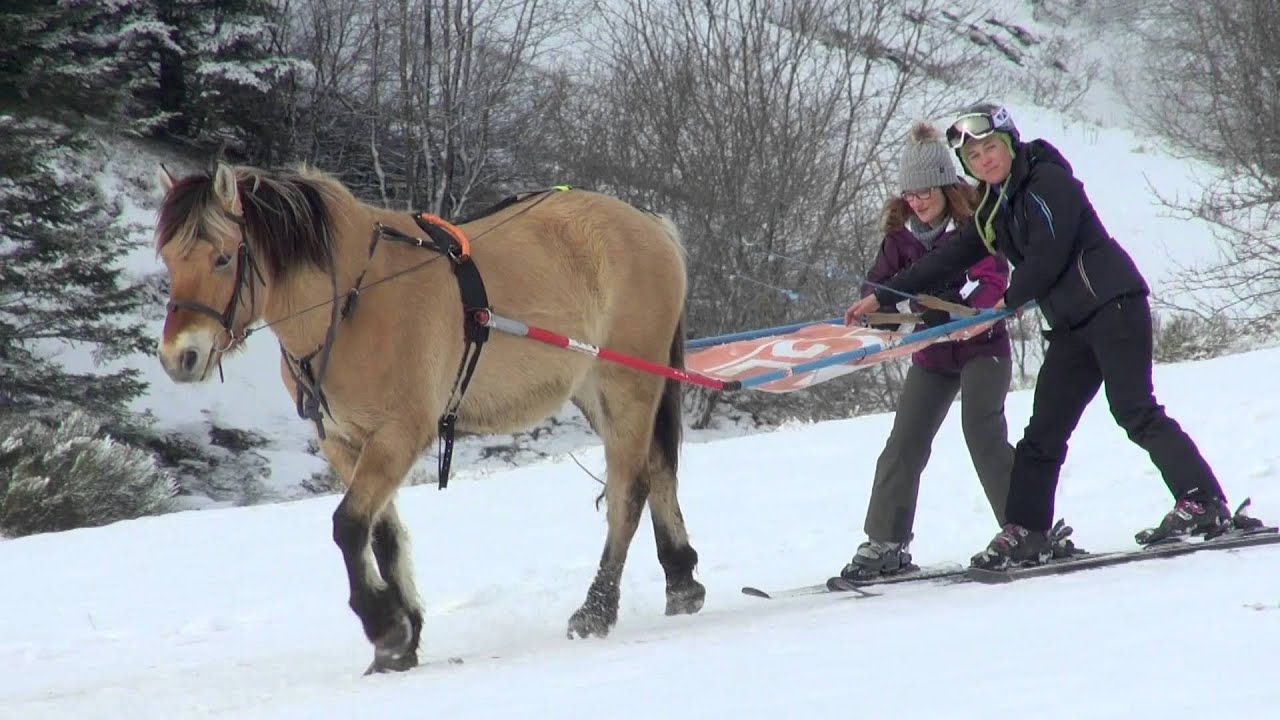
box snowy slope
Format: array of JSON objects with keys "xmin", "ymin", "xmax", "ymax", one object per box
[{"xmin": 3, "ymin": 346, "xmax": 1278, "ymax": 719}]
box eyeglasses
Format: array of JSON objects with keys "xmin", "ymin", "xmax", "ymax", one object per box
[
  {"xmin": 946, "ymin": 107, "xmax": 1012, "ymax": 148},
  {"xmin": 901, "ymin": 188, "xmax": 936, "ymax": 201}
]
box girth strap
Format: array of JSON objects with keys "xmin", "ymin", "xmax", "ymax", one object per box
[
  {"xmin": 410, "ymin": 213, "xmax": 490, "ymax": 490},
  {"xmin": 283, "ymin": 210, "xmax": 493, "ymax": 488}
]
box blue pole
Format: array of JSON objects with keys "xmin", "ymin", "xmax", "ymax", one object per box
[
  {"xmin": 688, "ymin": 316, "xmax": 845, "ymax": 350},
  {"xmin": 730, "ymin": 308, "xmax": 1013, "ymax": 389}
]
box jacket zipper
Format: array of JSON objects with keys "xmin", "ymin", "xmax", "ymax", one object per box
[{"xmin": 1077, "ymin": 253, "xmax": 1098, "ymax": 298}]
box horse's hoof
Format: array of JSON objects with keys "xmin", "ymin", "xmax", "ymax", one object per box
[
  {"xmin": 364, "ymin": 647, "xmax": 419, "ymax": 675},
  {"xmin": 565, "ymin": 605, "xmax": 615, "ymax": 639},
  {"xmin": 362, "ymin": 612, "xmax": 419, "ymax": 674},
  {"xmin": 665, "ymin": 580, "xmax": 706, "ymax": 616}
]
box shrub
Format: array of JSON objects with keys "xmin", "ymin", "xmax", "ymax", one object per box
[{"xmin": 0, "ymin": 411, "xmax": 177, "ymax": 537}]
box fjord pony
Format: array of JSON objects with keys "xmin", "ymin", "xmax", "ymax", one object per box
[{"xmin": 154, "ymin": 163, "xmax": 704, "ymax": 673}]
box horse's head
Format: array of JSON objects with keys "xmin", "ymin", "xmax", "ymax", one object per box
[
  {"xmin": 154, "ymin": 162, "xmax": 341, "ymax": 382},
  {"xmin": 154, "ymin": 163, "xmax": 266, "ymax": 382}
]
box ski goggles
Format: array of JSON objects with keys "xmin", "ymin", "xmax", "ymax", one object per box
[{"xmin": 946, "ymin": 108, "xmax": 1013, "ymax": 148}]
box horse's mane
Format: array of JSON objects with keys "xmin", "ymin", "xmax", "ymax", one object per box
[{"xmin": 156, "ymin": 165, "xmax": 349, "ymax": 281}]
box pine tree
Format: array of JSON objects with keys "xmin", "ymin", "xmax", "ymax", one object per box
[
  {"xmin": 1, "ymin": 1, "xmax": 301, "ymax": 153},
  {"xmin": 147, "ymin": 0, "xmax": 304, "ymax": 162},
  {"xmin": 0, "ymin": 0, "xmax": 157, "ymax": 123},
  {"xmin": 0, "ymin": 115, "xmax": 151, "ymax": 425}
]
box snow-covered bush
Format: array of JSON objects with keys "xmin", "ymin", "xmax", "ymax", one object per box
[
  {"xmin": 1152, "ymin": 312, "xmax": 1235, "ymax": 364},
  {"xmin": 0, "ymin": 410, "xmax": 177, "ymax": 538}
]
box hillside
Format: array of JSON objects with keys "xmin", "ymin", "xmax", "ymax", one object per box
[
  {"xmin": 3, "ymin": 344, "xmax": 1278, "ymax": 718},
  {"xmin": 7, "ymin": 5, "xmax": 1280, "ymax": 716}
]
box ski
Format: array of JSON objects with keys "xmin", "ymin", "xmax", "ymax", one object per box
[
  {"xmin": 828, "ymin": 562, "xmax": 970, "ymax": 591},
  {"xmin": 966, "ymin": 526, "xmax": 1280, "ymax": 585},
  {"xmin": 742, "ymin": 562, "xmax": 967, "ymax": 600},
  {"xmin": 741, "ymin": 576, "xmax": 877, "ymax": 600}
]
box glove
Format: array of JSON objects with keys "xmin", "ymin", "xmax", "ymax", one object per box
[{"xmin": 921, "ymin": 309, "xmax": 952, "ymax": 328}]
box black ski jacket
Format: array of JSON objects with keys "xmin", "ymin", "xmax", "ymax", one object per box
[{"xmin": 872, "ymin": 139, "xmax": 1149, "ymax": 330}]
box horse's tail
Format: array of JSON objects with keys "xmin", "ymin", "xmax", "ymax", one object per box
[
  {"xmin": 653, "ymin": 312, "xmax": 685, "ymax": 475},
  {"xmin": 647, "ymin": 210, "xmax": 686, "ymax": 475}
]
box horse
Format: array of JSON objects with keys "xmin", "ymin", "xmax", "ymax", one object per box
[{"xmin": 152, "ymin": 161, "xmax": 705, "ymax": 673}]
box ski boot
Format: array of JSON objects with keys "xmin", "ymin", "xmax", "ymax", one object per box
[
  {"xmin": 840, "ymin": 538, "xmax": 913, "ymax": 581},
  {"xmin": 969, "ymin": 524, "xmax": 1053, "ymax": 570},
  {"xmin": 1047, "ymin": 518, "xmax": 1086, "ymax": 558},
  {"xmin": 1226, "ymin": 497, "xmax": 1267, "ymax": 534},
  {"xmin": 1135, "ymin": 492, "xmax": 1231, "ymax": 546}
]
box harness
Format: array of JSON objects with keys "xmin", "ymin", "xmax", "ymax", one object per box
[
  {"xmin": 185, "ymin": 187, "xmax": 565, "ymax": 490},
  {"xmin": 280, "ymin": 212, "xmax": 490, "ymax": 490}
]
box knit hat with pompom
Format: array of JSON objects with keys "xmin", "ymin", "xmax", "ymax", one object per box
[{"xmin": 898, "ymin": 121, "xmax": 958, "ymax": 194}]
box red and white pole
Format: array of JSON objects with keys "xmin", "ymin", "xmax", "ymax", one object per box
[{"xmin": 473, "ymin": 309, "xmax": 741, "ymax": 392}]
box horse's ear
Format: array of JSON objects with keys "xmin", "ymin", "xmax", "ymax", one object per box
[
  {"xmin": 157, "ymin": 164, "xmax": 178, "ymax": 195},
  {"xmin": 213, "ymin": 162, "xmax": 243, "ymax": 216}
]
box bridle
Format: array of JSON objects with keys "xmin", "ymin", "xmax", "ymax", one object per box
[
  {"xmin": 164, "ymin": 215, "xmax": 266, "ymax": 358},
  {"xmin": 165, "ymin": 208, "xmax": 267, "ymax": 376}
]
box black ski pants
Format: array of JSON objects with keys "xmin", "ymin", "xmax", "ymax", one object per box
[{"xmin": 1005, "ymin": 293, "xmax": 1225, "ymax": 531}]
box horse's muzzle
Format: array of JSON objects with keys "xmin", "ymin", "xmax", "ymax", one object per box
[{"xmin": 158, "ymin": 333, "xmax": 215, "ymax": 383}]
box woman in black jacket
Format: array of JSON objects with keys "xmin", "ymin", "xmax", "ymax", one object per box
[{"xmin": 845, "ymin": 103, "xmax": 1250, "ymax": 569}]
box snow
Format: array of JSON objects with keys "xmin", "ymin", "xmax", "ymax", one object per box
[
  {"xmin": 8, "ymin": 6, "xmax": 1280, "ymax": 716},
  {"xmin": 3, "ymin": 345, "xmax": 1279, "ymax": 719}
]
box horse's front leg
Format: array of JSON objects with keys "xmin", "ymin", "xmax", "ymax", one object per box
[
  {"xmin": 328, "ymin": 423, "xmax": 424, "ymax": 674},
  {"xmin": 370, "ymin": 501, "xmax": 422, "ymax": 662}
]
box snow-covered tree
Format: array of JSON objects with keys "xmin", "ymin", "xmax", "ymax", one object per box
[
  {"xmin": 2, "ymin": 0, "xmax": 305, "ymax": 160},
  {"xmin": 2, "ymin": 0, "xmax": 128, "ymax": 118},
  {"xmin": 1133, "ymin": 0, "xmax": 1280, "ymax": 322},
  {"xmin": 145, "ymin": 0, "xmax": 306, "ymax": 162},
  {"xmin": 0, "ymin": 411, "xmax": 177, "ymax": 538},
  {"xmin": 0, "ymin": 115, "xmax": 151, "ymax": 425}
]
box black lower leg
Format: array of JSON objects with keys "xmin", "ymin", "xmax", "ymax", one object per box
[
  {"xmin": 654, "ymin": 528, "xmax": 704, "ymax": 615},
  {"xmin": 567, "ymin": 478, "xmax": 647, "ymax": 639},
  {"xmin": 332, "ymin": 499, "xmax": 410, "ymax": 656},
  {"xmin": 568, "ymin": 552, "xmax": 624, "ymax": 638},
  {"xmin": 371, "ymin": 516, "xmax": 423, "ymax": 655}
]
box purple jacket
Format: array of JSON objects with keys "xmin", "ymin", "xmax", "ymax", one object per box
[{"xmin": 862, "ymin": 221, "xmax": 1011, "ymax": 374}]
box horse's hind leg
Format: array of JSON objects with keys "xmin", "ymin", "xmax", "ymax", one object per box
[
  {"xmin": 647, "ymin": 456, "xmax": 705, "ymax": 616},
  {"xmin": 329, "ymin": 423, "xmax": 424, "ymax": 674},
  {"xmin": 566, "ymin": 381, "xmax": 655, "ymax": 639},
  {"xmin": 645, "ymin": 375, "xmax": 704, "ymax": 615}
]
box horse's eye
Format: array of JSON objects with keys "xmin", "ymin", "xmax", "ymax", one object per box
[{"xmin": 214, "ymin": 254, "xmax": 232, "ymax": 269}]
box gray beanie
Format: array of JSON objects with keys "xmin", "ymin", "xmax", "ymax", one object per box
[{"xmin": 898, "ymin": 121, "xmax": 957, "ymax": 193}]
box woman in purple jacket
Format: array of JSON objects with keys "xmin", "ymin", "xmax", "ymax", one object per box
[{"xmin": 839, "ymin": 121, "xmax": 1015, "ymax": 580}]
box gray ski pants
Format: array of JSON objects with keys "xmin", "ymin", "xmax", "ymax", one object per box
[{"xmin": 863, "ymin": 356, "xmax": 1014, "ymax": 543}]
